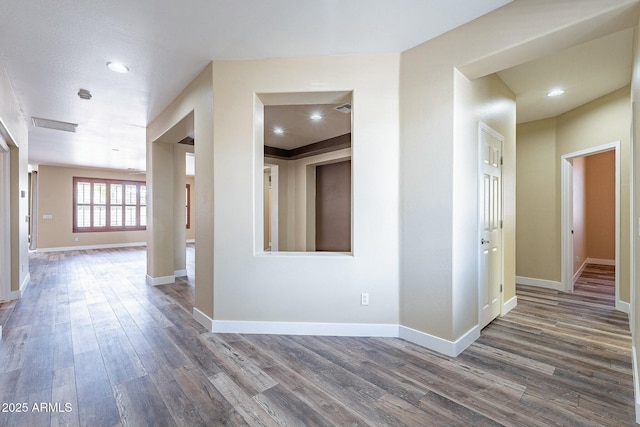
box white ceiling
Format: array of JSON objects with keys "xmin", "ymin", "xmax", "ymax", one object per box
[
  {"xmin": 497, "ymin": 28, "xmax": 634, "ymax": 124},
  {"xmin": 0, "ymin": 1, "xmax": 635, "ymax": 172},
  {"xmin": 0, "ymin": 0, "xmax": 512, "ymax": 171}
]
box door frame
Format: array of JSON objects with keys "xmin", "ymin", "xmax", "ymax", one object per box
[
  {"xmin": 560, "ymin": 141, "xmax": 621, "ymax": 310},
  {"xmin": 263, "ymin": 163, "xmax": 279, "ymax": 252},
  {"xmin": 478, "ymin": 121, "xmax": 504, "ymax": 328},
  {"xmin": 0, "ymin": 123, "xmax": 11, "ymax": 302}
]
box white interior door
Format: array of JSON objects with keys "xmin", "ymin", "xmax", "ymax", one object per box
[{"xmin": 479, "ymin": 123, "xmax": 503, "ymax": 328}]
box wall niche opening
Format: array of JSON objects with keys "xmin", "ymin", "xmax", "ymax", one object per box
[{"xmin": 256, "ymin": 91, "xmax": 352, "ymax": 253}]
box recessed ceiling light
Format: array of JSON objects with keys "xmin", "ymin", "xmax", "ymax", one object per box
[
  {"xmin": 107, "ymin": 62, "xmax": 129, "ymax": 73},
  {"xmin": 310, "ymin": 113, "xmax": 322, "ymax": 121},
  {"xmin": 547, "ymin": 88, "xmax": 565, "ymax": 97},
  {"xmin": 273, "ymin": 127, "xmax": 284, "ymax": 135}
]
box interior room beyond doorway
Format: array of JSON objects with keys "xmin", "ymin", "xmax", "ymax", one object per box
[{"xmin": 258, "ymin": 91, "xmax": 353, "ymax": 253}]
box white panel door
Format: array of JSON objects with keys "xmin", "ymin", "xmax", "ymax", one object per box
[{"xmin": 479, "ymin": 124, "xmax": 503, "ymax": 329}]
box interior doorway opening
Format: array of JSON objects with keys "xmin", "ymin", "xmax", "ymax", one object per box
[
  {"xmin": 255, "ymin": 91, "xmax": 353, "ymax": 253},
  {"xmin": 0, "ymin": 139, "xmax": 10, "ymax": 303},
  {"xmin": 149, "ymin": 112, "xmax": 195, "ymax": 307},
  {"xmin": 185, "ymin": 152, "xmax": 196, "ymax": 284},
  {"xmin": 561, "ymin": 142, "xmax": 622, "ymax": 311}
]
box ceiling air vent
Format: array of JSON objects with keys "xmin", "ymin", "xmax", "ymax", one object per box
[
  {"xmin": 178, "ymin": 136, "xmax": 194, "ymax": 146},
  {"xmin": 334, "ymin": 103, "xmax": 352, "ymax": 114},
  {"xmin": 77, "ymin": 88, "xmax": 92, "ymax": 100},
  {"xmin": 32, "ymin": 117, "xmax": 78, "ymax": 133}
]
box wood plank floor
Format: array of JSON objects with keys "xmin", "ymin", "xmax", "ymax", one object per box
[{"xmin": 0, "ymin": 250, "xmax": 634, "ymax": 426}]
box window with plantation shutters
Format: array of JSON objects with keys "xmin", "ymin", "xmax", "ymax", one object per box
[{"xmin": 73, "ymin": 177, "xmax": 146, "ymax": 232}]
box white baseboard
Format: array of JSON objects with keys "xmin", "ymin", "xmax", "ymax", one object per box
[
  {"xmin": 198, "ymin": 316, "xmax": 489, "ymax": 359},
  {"xmin": 7, "ymin": 290, "xmax": 21, "ymax": 300},
  {"xmin": 398, "ymin": 325, "xmax": 479, "ymax": 357},
  {"xmin": 586, "ymin": 257, "xmax": 615, "ymax": 266},
  {"xmin": 503, "ymin": 296, "xmax": 517, "ymax": 315},
  {"xmin": 174, "ymin": 269, "xmax": 188, "ymax": 278},
  {"xmin": 617, "ymin": 300, "xmax": 630, "ymax": 315},
  {"xmin": 211, "ymin": 320, "xmax": 399, "ymax": 338},
  {"xmin": 20, "ymin": 273, "xmax": 30, "ymax": 294},
  {"xmin": 6, "ymin": 273, "xmax": 31, "ymax": 301},
  {"xmin": 574, "ymin": 260, "xmax": 587, "ymax": 283},
  {"xmin": 145, "ymin": 274, "xmax": 175, "ymax": 286},
  {"xmin": 195, "ymin": 317, "xmax": 490, "ymax": 358},
  {"xmin": 516, "ymin": 276, "xmax": 564, "ymax": 291},
  {"xmin": 633, "ymin": 346, "xmax": 640, "ymax": 424},
  {"xmin": 37, "ymin": 241, "xmax": 147, "ymax": 253},
  {"xmin": 193, "ymin": 307, "xmax": 214, "ymax": 331}
]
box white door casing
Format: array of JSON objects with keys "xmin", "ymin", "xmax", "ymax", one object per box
[
  {"xmin": 263, "ymin": 163, "xmax": 279, "ymax": 252},
  {"xmin": 0, "ymin": 133, "xmax": 10, "ymax": 302},
  {"xmin": 560, "ymin": 142, "xmax": 621, "ymax": 311},
  {"xmin": 479, "ymin": 123, "xmax": 503, "ymax": 329}
]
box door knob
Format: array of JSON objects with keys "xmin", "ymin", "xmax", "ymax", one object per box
[{"xmin": 481, "ymin": 238, "xmax": 490, "ymax": 244}]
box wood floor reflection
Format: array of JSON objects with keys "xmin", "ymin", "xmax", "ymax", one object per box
[{"xmin": 0, "ymin": 251, "xmax": 633, "ymax": 426}]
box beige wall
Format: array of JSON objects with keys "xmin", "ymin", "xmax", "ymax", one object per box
[
  {"xmin": 0, "ymin": 61, "xmax": 29, "ymax": 293},
  {"xmin": 36, "ymin": 165, "xmax": 147, "ymax": 249},
  {"xmin": 586, "ymin": 151, "xmax": 616, "ymax": 260},
  {"xmin": 516, "ymin": 87, "xmax": 631, "ymax": 302},
  {"xmin": 211, "ymin": 54, "xmax": 400, "ymax": 324},
  {"xmin": 631, "ymin": 17, "xmax": 640, "ymax": 416},
  {"xmin": 516, "ymin": 118, "xmax": 561, "ymax": 282}
]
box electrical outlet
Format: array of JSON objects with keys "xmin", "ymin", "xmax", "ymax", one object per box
[{"xmin": 361, "ymin": 293, "xmax": 369, "ymax": 306}]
